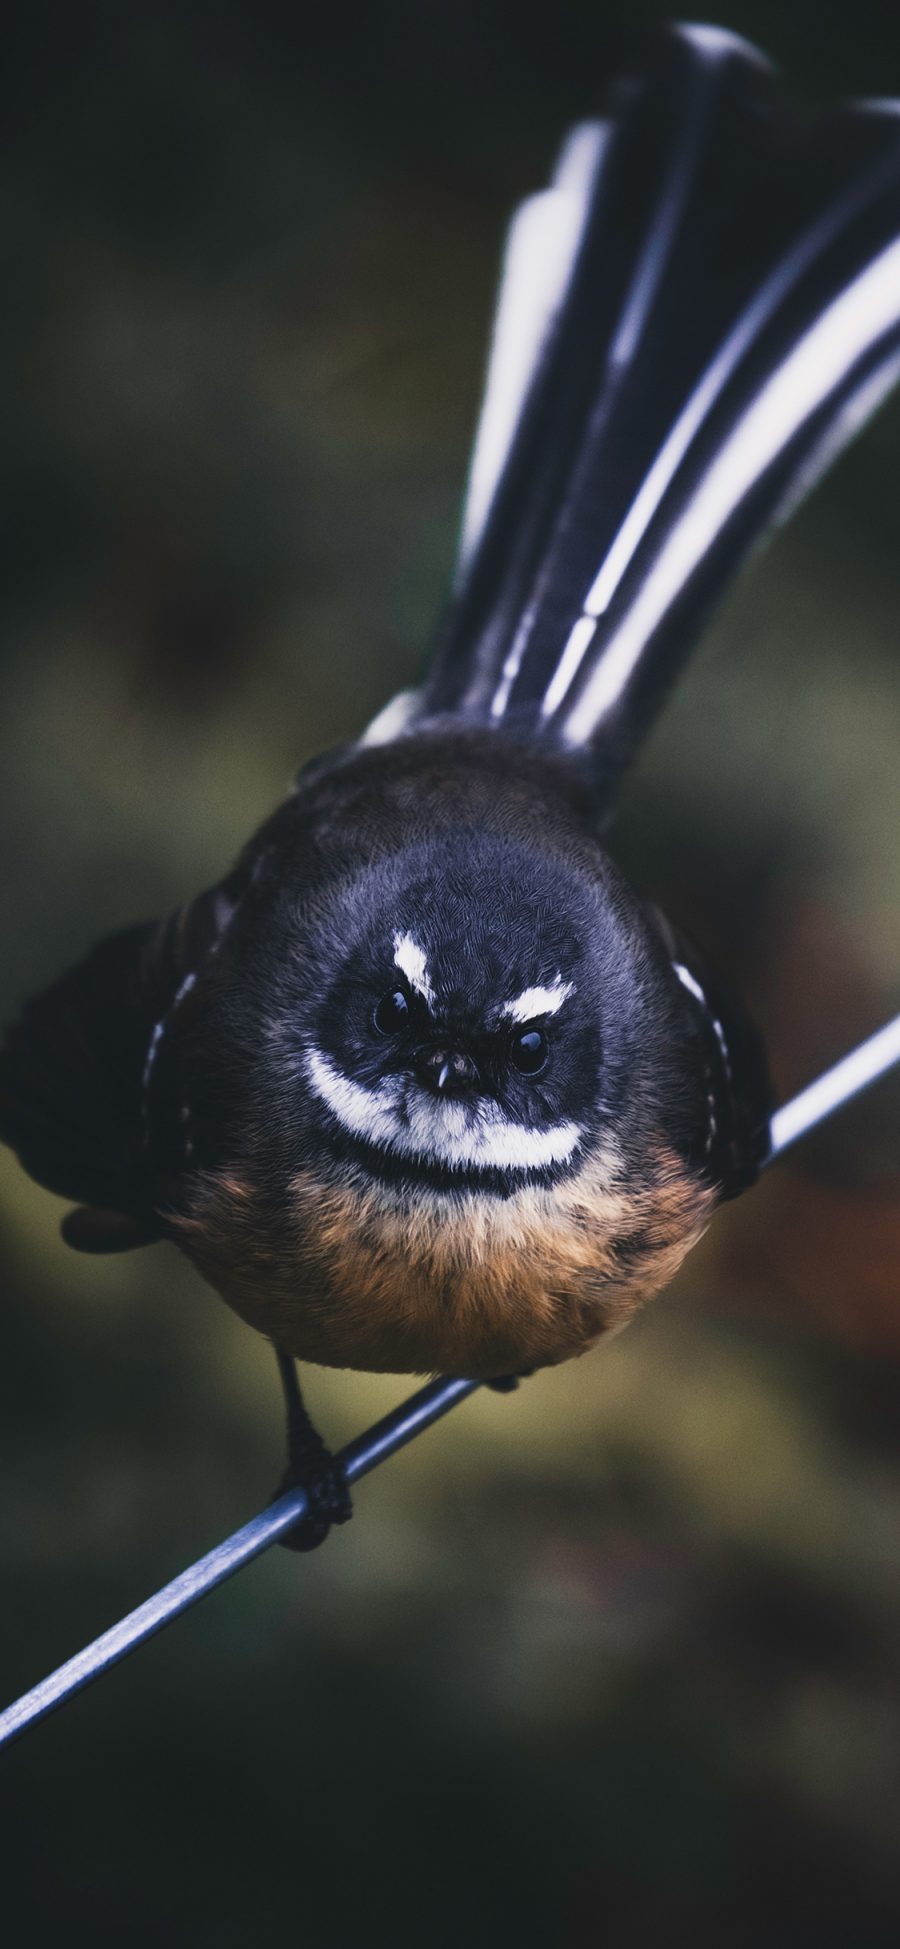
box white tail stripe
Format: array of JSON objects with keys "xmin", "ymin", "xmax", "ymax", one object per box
[
  {"xmin": 489, "ymin": 30, "xmax": 740, "ymax": 723},
  {"xmin": 541, "ymin": 160, "xmax": 898, "ymax": 718},
  {"xmin": 678, "ymin": 22, "xmax": 772, "ymax": 68},
  {"xmin": 488, "ymin": 101, "xmax": 698, "ymax": 720},
  {"xmin": 562, "ymin": 230, "xmax": 900, "ymax": 744},
  {"xmin": 488, "ymin": 604, "xmax": 538, "ymax": 722},
  {"xmin": 456, "ymin": 124, "xmax": 608, "ymax": 578},
  {"xmin": 541, "ymin": 615, "xmax": 598, "ymax": 718},
  {"xmin": 606, "ymin": 53, "xmax": 710, "ymax": 374},
  {"xmin": 359, "ymin": 689, "xmax": 419, "ymax": 748},
  {"xmin": 770, "ymin": 345, "xmax": 900, "ymax": 531}
]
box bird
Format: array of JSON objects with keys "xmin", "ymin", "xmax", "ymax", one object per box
[{"xmin": 4, "ymin": 22, "xmax": 900, "ymax": 1548}]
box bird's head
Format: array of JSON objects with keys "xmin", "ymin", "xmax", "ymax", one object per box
[{"xmin": 198, "ymin": 828, "xmax": 687, "ymax": 1197}]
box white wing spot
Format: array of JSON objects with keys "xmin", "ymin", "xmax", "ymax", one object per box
[{"xmin": 673, "ymin": 962, "xmax": 706, "ymax": 1007}]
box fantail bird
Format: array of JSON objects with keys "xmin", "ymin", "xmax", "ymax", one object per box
[{"xmin": 4, "ymin": 23, "xmax": 900, "ymax": 1545}]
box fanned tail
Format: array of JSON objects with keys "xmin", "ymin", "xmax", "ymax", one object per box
[{"xmin": 417, "ymin": 24, "xmax": 900, "ymax": 787}]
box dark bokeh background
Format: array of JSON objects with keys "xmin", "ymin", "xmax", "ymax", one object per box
[{"xmin": 2, "ymin": 3, "xmax": 900, "ymax": 1942}]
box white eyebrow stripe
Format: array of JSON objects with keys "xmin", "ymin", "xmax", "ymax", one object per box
[
  {"xmin": 304, "ymin": 1049, "xmax": 582, "ymax": 1173},
  {"xmin": 502, "ymin": 979, "xmax": 574, "ymax": 1024},
  {"xmin": 392, "ymin": 931, "xmax": 435, "ymax": 1009}
]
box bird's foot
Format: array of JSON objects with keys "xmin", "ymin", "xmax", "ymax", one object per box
[
  {"xmin": 271, "ymin": 1350, "xmax": 352, "ymax": 1551},
  {"xmin": 273, "ymin": 1436, "xmax": 352, "ymax": 1553}
]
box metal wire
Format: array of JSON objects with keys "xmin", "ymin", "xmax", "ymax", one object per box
[
  {"xmin": 768, "ymin": 1012, "xmax": 900, "ymax": 1155},
  {"xmin": 1, "ymin": 1011, "xmax": 899, "ymax": 1754},
  {"xmin": 0, "ymin": 1377, "xmax": 480, "ymax": 1751}
]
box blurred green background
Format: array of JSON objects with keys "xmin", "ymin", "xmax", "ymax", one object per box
[{"xmin": 2, "ymin": 2, "xmax": 900, "ymax": 1942}]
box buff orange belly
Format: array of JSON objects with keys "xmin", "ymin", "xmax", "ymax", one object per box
[{"xmin": 171, "ymin": 1145, "xmax": 714, "ymax": 1377}]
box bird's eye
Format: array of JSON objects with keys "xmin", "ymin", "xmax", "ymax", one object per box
[
  {"xmin": 372, "ymin": 987, "xmax": 411, "ymax": 1035},
  {"xmin": 510, "ymin": 1025, "xmax": 548, "ymax": 1076}
]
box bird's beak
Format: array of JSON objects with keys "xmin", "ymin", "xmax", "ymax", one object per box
[{"xmin": 416, "ymin": 1046, "xmax": 480, "ymax": 1095}]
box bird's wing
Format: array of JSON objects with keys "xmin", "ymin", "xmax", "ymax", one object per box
[{"xmin": 0, "ymin": 880, "xmax": 239, "ymax": 1248}]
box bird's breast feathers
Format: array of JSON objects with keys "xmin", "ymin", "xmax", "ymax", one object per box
[{"xmin": 169, "ymin": 1142, "xmax": 714, "ymax": 1377}]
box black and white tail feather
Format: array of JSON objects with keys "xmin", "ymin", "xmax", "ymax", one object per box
[{"xmin": 372, "ymin": 23, "xmax": 900, "ymax": 791}]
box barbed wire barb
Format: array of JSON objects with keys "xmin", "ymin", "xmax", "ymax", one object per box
[{"xmin": 1, "ymin": 1010, "xmax": 899, "ymax": 1754}]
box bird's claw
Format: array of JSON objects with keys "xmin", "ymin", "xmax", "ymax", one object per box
[{"xmin": 273, "ymin": 1450, "xmax": 352, "ymax": 1553}]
